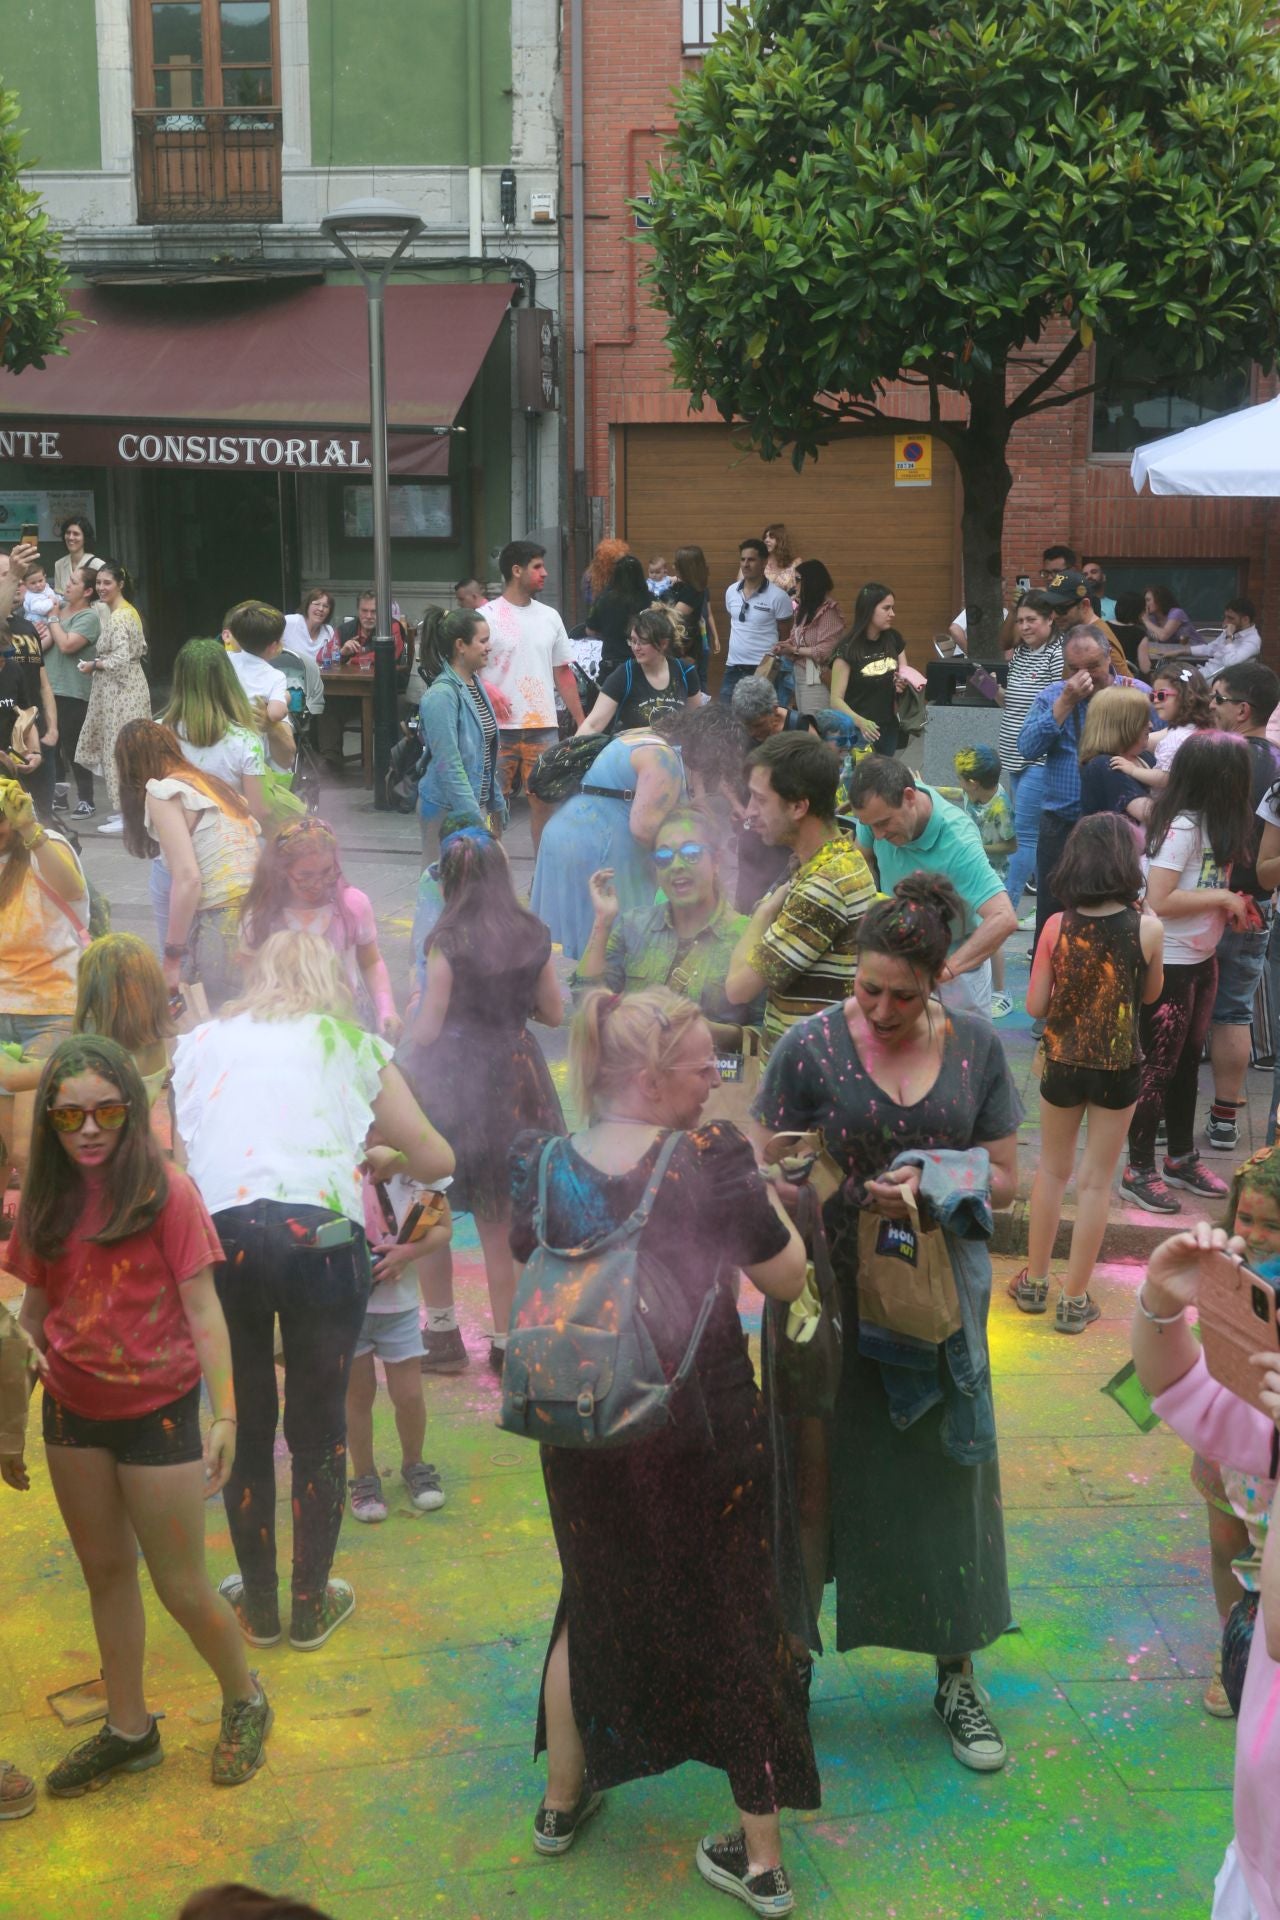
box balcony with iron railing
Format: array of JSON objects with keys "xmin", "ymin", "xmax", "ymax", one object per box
[{"xmin": 133, "ymin": 106, "xmax": 282, "ymax": 223}]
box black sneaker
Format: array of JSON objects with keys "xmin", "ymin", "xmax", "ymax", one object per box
[
  {"xmin": 72, "ymin": 799, "xmax": 95, "ymax": 818},
  {"xmin": 933, "ymin": 1665, "xmax": 1007, "ymax": 1773},
  {"xmin": 218, "ymin": 1573, "xmax": 282, "ymax": 1647},
  {"xmin": 1054, "ymin": 1290, "xmax": 1102, "ymax": 1336},
  {"xmin": 1121, "ymin": 1165, "xmax": 1180, "ymax": 1215},
  {"xmin": 1163, "ymin": 1154, "xmax": 1229, "ymax": 1199},
  {"xmin": 421, "ymin": 1326, "xmax": 469, "ymax": 1373},
  {"xmin": 696, "ymin": 1831, "xmax": 794, "ymax": 1916},
  {"xmin": 532, "ymin": 1785, "xmax": 604, "ymax": 1855},
  {"xmin": 46, "ymin": 1718, "xmax": 164, "ymax": 1797},
  {"xmin": 1205, "ymin": 1112, "xmax": 1241, "ymax": 1154},
  {"xmin": 52, "ymin": 785, "xmax": 69, "ymax": 812}
]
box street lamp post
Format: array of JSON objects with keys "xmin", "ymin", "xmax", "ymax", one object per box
[{"xmin": 321, "ymin": 196, "xmax": 425, "ymax": 809}]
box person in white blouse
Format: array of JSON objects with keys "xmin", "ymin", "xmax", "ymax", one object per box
[{"xmin": 281, "ymin": 587, "xmax": 335, "ymax": 665}]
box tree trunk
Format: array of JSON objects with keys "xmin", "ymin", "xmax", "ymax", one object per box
[{"xmin": 956, "ymin": 368, "xmax": 1014, "ymax": 664}]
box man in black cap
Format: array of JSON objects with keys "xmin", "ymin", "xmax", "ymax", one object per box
[{"xmin": 1043, "ymin": 569, "xmax": 1128, "ymax": 677}]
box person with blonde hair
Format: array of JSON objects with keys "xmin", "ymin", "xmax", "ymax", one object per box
[
  {"xmin": 1076, "ymin": 685, "xmax": 1155, "ymax": 824},
  {"xmin": 512, "ymin": 985, "xmax": 816, "ymax": 1908},
  {"xmin": 74, "ymin": 931, "xmax": 176, "ymax": 1147},
  {"xmin": 173, "ymin": 930, "xmax": 454, "ymax": 1653}
]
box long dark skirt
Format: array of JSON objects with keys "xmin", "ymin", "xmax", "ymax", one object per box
[
  {"xmin": 830, "ymin": 1334, "xmax": 1011, "ymax": 1657},
  {"xmin": 535, "ymin": 1396, "xmax": 820, "ymax": 1815}
]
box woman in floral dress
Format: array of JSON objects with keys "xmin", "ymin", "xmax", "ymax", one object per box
[{"xmin": 75, "ymin": 560, "xmax": 152, "ymax": 831}]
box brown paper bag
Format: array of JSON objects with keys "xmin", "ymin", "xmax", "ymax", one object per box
[
  {"xmin": 171, "ymin": 979, "xmax": 212, "ymax": 1034},
  {"xmin": 0, "ymin": 1298, "xmax": 37, "ymax": 1458},
  {"xmin": 856, "ymin": 1189, "xmax": 961, "ymax": 1343}
]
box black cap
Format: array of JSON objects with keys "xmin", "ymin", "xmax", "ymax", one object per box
[{"xmin": 1042, "ymin": 569, "xmax": 1089, "ymax": 610}]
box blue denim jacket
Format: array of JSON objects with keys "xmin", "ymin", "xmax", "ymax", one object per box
[
  {"xmin": 856, "ymin": 1147, "xmax": 996, "ymax": 1465},
  {"xmin": 418, "ymin": 664, "xmax": 508, "ymax": 830}
]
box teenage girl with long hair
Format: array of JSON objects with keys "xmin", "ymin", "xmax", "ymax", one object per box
[
  {"xmin": 1014, "ymin": 815, "xmax": 1164, "ymax": 1332},
  {"xmin": 11, "ymin": 1035, "xmax": 272, "ymax": 1795},
  {"xmin": 665, "ymin": 545, "xmax": 720, "ymax": 685},
  {"xmin": 785, "ymin": 559, "xmax": 845, "ymax": 716},
  {"xmin": 414, "ymin": 608, "xmax": 505, "ymax": 851},
  {"xmin": 239, "ymin": 818, "xmax": 398, "ymax": 1038},
  {"xmin": 399, "ymin": 830, "xmax": 564, "ymax": 1372},
  {"xmin": 1122, "ymin": 732, "xmax": 1255, "ymax": 1214},
  {"xmin": 829, "ymin": 582, "xmax": 926, "ymax": 754},
  {"xmin": 74, "ymin": 559, "xmax": 152, "ymax": 832},
  {"xmin": 74, "ymin": 931, "xmax": 177, "ymax": 1148},
  {"xmin": 162, "ymin": 637, "xmax": 270, "ymax": 825},
  {"xmin": 114, "ymin": 719, "xmax": 261, "ymax": 1006}
]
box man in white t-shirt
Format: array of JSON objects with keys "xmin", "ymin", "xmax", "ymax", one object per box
[
  {"xmin": 721, "ymin": 538, "xmax": 794, "ymax": 705},
  {"xmin": 479, "ymin": 539, "xmax": 583, "ymax": 849}
]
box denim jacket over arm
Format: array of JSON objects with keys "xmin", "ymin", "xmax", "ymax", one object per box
[
  {"xmin": 418, "ymin": 664, "xmax": 508, "ymax": 829},
  {"xmin": 855, "ymin": 1146, "xmax": 997, "ymax": 1466}
]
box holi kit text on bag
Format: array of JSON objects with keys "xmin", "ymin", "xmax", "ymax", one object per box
[{"xmin": 498, "ymin": 1130, "xmax": 717, "ymax": 1449}]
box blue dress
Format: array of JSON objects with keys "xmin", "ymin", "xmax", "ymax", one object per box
[{"xmin": 530, "ymin": 733, "xmax": 683, "ymax": 960}]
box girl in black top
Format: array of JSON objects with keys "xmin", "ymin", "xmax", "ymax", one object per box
[
  {"xmin": 586, "ymin": 554, "xmax": 651, "ymax": 676},
  {"xmin": 662, "ymin": 544, "xmax": 719, "ymax": 686},
  {"xmin": 577, "ymin": 610, "xmax": 701, "ymax": 736},
  {"xmin": 829, "ymin": 581, "xmax": 913, "ymax": 754},
  {"xmin": 1017, "ymin": 814, "xmax": 1164, "ymax": 1330}
]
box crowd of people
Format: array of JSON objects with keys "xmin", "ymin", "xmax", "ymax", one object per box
[{"xmin": 0, "ymin": 522, "xmax": 1277, "ymax": 1920}]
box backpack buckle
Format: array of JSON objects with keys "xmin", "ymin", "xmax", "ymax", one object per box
[{"xmin": 576, "ymin": 1389, "xmax": 595, "ymax": 1419}]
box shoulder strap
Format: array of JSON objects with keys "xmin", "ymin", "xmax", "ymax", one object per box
[
  {"xmin": 30, "ymin": 867, "xmax": 90, "ymax": 949},
  {"xmin": 533, "ymin": 1130, "xmax": 685, "ymax": 1258}
]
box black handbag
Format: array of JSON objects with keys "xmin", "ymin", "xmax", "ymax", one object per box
[{"xmin": 768, "ymin": 1182, "xmax": 844, "ymax": 1419}]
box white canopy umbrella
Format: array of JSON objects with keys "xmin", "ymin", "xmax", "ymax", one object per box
[{"xmin": 1130, "ymin": 392, "xmax": 1280, "ymax": 496}]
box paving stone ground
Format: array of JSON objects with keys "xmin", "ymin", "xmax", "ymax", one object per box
[{"xmin": 0, "ymin": 776, "xmax": 1249, "ymax": 1918}]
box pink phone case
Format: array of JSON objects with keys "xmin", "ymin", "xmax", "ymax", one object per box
[{"xmin": 1199, "ymin": 1251, "xmax": 1280, "ymax": 1416}]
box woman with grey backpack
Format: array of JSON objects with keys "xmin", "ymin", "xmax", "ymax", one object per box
[{"xmin": 506, "ymin": 986, "xmax": 817, "ymax": 1917}]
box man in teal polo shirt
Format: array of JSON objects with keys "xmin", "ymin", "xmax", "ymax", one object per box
[{"xmin": 847, "ymin": 757, "xmax": 1016, "ymax": 1018}]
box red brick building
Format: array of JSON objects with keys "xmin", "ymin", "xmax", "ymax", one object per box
[{"xmin": 563, "ymin": 0, "xmax": 1280, "ymax": 661}]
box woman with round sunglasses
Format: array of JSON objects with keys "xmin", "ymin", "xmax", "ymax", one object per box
[
  {"xmin": 576, "ymin": 803, "xmax": 762, "ymax": 1041},
  {"xmin": 9, "ymin": 1035, "xmax": 273, "ymax": 1796},
  {"xmin": 576, "ymin": 609, "xmax": 702, "ymax": 738}
]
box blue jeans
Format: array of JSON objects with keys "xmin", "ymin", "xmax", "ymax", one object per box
[
  {"xmin": 718, "ymin": 664, "xmax": 758, "ymax": 705},
  {"xmin": 1005, "ymin": 764, "xmax": 1044, "ymax": 912},
  {"xmin": 0, "ymin": 1012, "xmax": 72, "ymax": 1053}
]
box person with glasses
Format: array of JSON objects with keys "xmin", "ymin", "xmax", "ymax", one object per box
[
  {"xmin": 575, "ymin": 802, "xmax": 763, "ymax": 1040},
  {"xmin": 575, "ymin": 609, "xmax": 702, "ymax": 737},
  {"xmin": 9, "ymin": 1034, "xmax": 274, "ymax": 1795},
  {"xmin": 1107, "ymin": 668, "xmax": 1212, "ymax": 804}
]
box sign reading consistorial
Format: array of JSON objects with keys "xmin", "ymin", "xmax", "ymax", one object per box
[{"xmin": 0, "ymin": 425, "xmax": 451, "ymax": 477}]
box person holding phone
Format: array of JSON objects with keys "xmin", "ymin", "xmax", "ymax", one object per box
[
  {"xmin": 1130, "ymin": 1221, "xmax": 1280, "ymax": 1920},
  {"xmin": 172, "ymin": 931, "xmax": 454, "ymax": 1653},
  {"xmin": 9, "ymin": 1035, "xmax": 272, "ymax": 1794}
]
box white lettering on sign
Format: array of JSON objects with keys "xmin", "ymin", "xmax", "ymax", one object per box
[
  {"xmin": 106, "ymin": 431, "xmax": 373, "ymax": 471},
  {"xmin": 0, "ymin": 429, "xmax": 64, "ymax": 460}
]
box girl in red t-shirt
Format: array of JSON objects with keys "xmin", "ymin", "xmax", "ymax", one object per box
[{"xmin": 8, "ymin": 1034, "xmax": 272, "ymax": 1796}]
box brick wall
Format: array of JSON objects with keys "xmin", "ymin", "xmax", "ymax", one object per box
[{"xmin": 566, "ymin": 3, "xmax": 1280, "ymax": 641}]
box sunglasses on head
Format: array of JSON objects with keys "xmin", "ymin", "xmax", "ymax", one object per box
[
  {"xmin": 48, "ymin": 1100, "xmax": 129, "ymax": 1135},
  {"xmin": 652, "ymin": 841, "xmax": 709, "ymax": 869}
]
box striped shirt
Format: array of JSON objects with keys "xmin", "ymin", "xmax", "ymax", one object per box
[
  {"xmin": 999, "ymin": 637, "xmax": 1064, "ymax": 774},
  {"xmin": 750, "ymin": 834, "xmax": 877, "ymax": 1055}
]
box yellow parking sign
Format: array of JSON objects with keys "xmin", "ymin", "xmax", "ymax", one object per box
[{"xmin": 894, "ymin": 434, "xmax": 932, "ymax": 487}]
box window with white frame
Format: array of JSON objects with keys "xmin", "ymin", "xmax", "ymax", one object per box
[{"xmin": 682, "ymin": 0, "xmax": 734, "ymax": 52}]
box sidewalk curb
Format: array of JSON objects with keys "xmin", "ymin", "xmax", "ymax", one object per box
[{"xmin": 994, "ymin": 1199, "xmax": 1186, "ymax": 1263}]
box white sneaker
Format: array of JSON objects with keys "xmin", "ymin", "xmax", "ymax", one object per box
[
  {"xmin": 96, "ymin": 815, "xmax": 124, "ymax": 835},
  {"xmin": 990, "ymin": 993, "xmax": 1013, "ymax": 1019},
  {"xmin": 1017, "ymin": 910, "xmax": 1037, "ymax": 930}
]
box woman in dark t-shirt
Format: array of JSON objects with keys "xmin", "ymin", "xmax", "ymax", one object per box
[{"xmin": 576, "ymin": 609, "xmax": 701, "ymax": 737}]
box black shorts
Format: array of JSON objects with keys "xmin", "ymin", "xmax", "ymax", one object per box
[
  {"xmin": 42, "ymin": 1382, "xmax": 203, "ymax": 1466},
  {"xmin": 1040, "ymin": 1059, "xmax": 1141, "ymax": 1112}
]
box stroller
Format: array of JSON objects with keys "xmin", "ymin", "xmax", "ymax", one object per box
[{"xmin": 277, "ymin": 649, "xmax": 325, "ymax": 815}]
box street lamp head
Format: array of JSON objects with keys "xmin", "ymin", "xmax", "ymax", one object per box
[{"xmin": 321, "ymin": 197, "xmax": 425, "ymax": 277}]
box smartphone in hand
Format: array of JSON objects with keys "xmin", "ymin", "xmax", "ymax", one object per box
[{"xmin": 1199, "ymin": 1249, "xmax": 1280, "ymax": 1415}]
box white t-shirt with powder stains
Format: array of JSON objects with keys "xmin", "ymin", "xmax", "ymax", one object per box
[
  {"xmin": 173, "ymin": 1012, "xmax": 392, "ymax": 1224},
  {"xmin": 478, "ymin": 593, "xmax": 571, "ymax": 731}
]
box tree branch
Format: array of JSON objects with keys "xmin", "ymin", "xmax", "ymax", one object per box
[
  {"xmin": 1007, "ymin": 333, "xmax": 1085, "ymax": 418},
  {"xmin": 1020, "ymin": 378, "xmax": 1105, "ymax": 417}
]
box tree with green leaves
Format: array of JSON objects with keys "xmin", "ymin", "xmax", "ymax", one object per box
[
  {"xmin": 644, "ymin": 0, "xmax": 1280, "ymax": 655},
  {"xmin": 0, "ymin": 80, "xmax": 71, "ymax": 376}
]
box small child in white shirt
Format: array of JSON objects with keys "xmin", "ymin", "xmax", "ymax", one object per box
[
  {"xmin": 222, "ymin": 598, "xmax": 293, "ymax": 769},
  {"xmin": 646, "ymin": 555, "xmax": 674, "ymax": 597},
  {"xmin": 21, "ymin": 565, "xmax": 59, "ymax": 623},
  {"xmin": 346, "ymin": 1152, "xmax": 453, "ymax": 1522}
]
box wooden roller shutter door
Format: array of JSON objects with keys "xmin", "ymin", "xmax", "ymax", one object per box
[{"xmin": 620, "ymin": 425, "xmax": 958, "ymax": 682}]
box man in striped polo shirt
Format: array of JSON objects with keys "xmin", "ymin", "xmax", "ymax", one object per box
[{"xmin": 726, "ymin": 733, "xmax": 877, "ymax": 1055}]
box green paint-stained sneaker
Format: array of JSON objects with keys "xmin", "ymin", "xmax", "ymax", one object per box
[
  {"xmin": 290, "ymin": 1579, "xmax": 356, "ymax": 1651},
  {"xmin": 696, "ymin": 1831, "xmax": 795, "ymax": 1916},
  {"xmin": 46, "ymin": 1718, "xmax": 163, "ymax": 1797},
  {"xmin": 211, "ymin": 1679, "xmax": 273, "ymax": 1787},
  {"xmin": 218, "ymin": 1573, "xmax": 282, "ymax": 1648}
]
